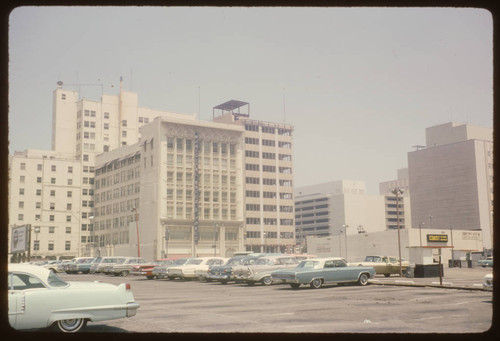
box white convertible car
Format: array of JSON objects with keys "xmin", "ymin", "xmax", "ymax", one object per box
[{"xmin": 8, "ymin": 263, "xmax": 140, "ymax": 332}]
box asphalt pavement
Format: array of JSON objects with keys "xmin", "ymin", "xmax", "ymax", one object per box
[{"xmin": 369, "ymin": 265, "xmax": 493, "ymax": 290}]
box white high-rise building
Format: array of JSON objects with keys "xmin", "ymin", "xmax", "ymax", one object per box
[
  {"xmin": 8, "ymin": 150, "xmax": 82, "ymax": 260},
  {"xmin": 408, "ymin": 122, "xmax": 493, "ymax": 251}
]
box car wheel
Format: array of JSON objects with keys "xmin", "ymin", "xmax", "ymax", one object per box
[
  {"xmin": 53, "ymin": 319, "xmax": 87, "ymax": 333},
  {"xmin": 146, "ymin": 275, "xmax": 155, "ymax": 280},
  {"xmin": 384, "ymin": 274, "xmax": 391, "ymax": 277},
  {"xmin": 120, "ymin": 271, "xmax": 129, "ymax": 277},
  {"xmin": 358, "ymin": 273, "xmax": 369, "ymax": 286},
  {"xmin": 261, "ymin": 276, "xmax": 272, "ymax": 286},
  {"xmin": 310, "ymin": 278, "xmax": 322, "ymax": 289},
  {"xmin": 290, "ymin": 283, "xmax": 300, "ymax": 289}
]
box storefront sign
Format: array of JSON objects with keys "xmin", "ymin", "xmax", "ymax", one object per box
[
  {"xmin": 427, "ymin": 234, "xmax": 448, "ymax": 242},
  {"xmin": 462, "ymin": 231, "xmax": 481, "ymax": 240}
]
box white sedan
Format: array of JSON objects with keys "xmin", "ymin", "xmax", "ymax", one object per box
[
  {"xmin": 168, "ymin": 257, "xmax": 227, "ymax": 280},
  {"xmin": 8, "ymin": 263, "xmax": 140, "ymax": 332}
]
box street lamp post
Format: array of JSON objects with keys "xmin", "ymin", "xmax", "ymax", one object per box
[
  {"xmin": 131, "ymin": 207, "xmax": 141, "ymax": 258},
  {"xmin": 342, "ymin": 224, "xmax": 349, "ymax": 261},
  {"xmin": 391, "ymin": 187, "xmax": 404, "ymax": 277},
  {"xmin": 214, "ymin": 223, "xmax": 218, "ymax": 257}
]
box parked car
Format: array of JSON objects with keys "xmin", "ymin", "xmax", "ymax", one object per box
[
  {"xmin": 93, "ymin": 256, "xmax": 128, "ymax": 274},
  {"xmin": 483, "ymin": 273, "xmax": 493, "ymax": 291},
  {"xmin": 478, "ymin": 257, "xmax": 493, "ymax": 268},
  {"xmin": 109, "ymin": 257, "xmax": 147, "ymax": 277},
  {"xmin": 130, "ymin": 259, "xmax": 177, "ymax": 280},
  {"xmin": 8, "ymin": 263, "xmax": 139, "ymax": 332},
  {"xmin": 207, "ymin": 254, "xmax": 265, "ymax": 284},
  {"xmin": 271, "ymin": 257, "xmax": 376, "ymax": 289},
  {"xmin": 351, "ymin": 255, "xmax": 410, "ymax": 277},
  {"xmin": 233, "ymin": 255, "xmax": 300, "ymax": 285},
  {"xmin": 42, "ymin": 260, "xmax": 63, "ymax": 273},
  {"xmin": 60, "ymin": 259, "xmax": 75, "ymax": 273},
  {"xmin": 152, "ymin": 258, "xmax": 193, "ymax": 279},
  {"xmin": 168, "ymin": 257, "xmax": 227, "ymax": 280},
  {"xmin": 66, "ymin": 257, "xmax": 98, "ymax": 274}
]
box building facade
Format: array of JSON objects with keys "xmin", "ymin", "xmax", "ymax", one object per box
[
  {"xmin": 213, "ymin": 101, "xmax": 295, "ymax": 253},
  {"xmin": 408, "ymin": 122, "xmax": 493, "ymax": 252},
  {"xmin": 8, "ymin": 150, "xmax": 82, "ymax": 260}
]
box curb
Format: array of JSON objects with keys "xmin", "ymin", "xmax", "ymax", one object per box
[{"xmin": 369, "ymin": 279, "xmax": 487, "ymax": 291}]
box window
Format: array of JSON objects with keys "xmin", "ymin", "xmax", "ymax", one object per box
[
  {"xmin": 50, "ymin": 190, "xmax": 55, "ymax": 196},
  {"xmin": 245, "ymin": 137, "xmax": 259, "ymax": 145},
  {"xmin": 67, "ymin": 191, "xmax": 72, "ymax": 198},
  {"xmin": 36, "ymin": 189, "xmax": 41, "ymax": 196},
  {"xmin": 51, "ymin": 178, "xmax": 56, "ymax": 184},
  {"xmin": 65, "ymin": 241, "xmax": 71, "ymax": 251},
  {"xmin": 48, "ymin": 242, "xmax": 54, "ymax": 251},
  {"xmin": 122, "ymin": 120, "xmax": 127, "ymax": 127},
  {"xmin": 50, "ymin": 203, "xmax": 55, "ymax": 210},
  {"xmin": 67, "ymin": 179, "xmax": 72, "ymax": 185},
  {"xmin": 104, "ymin": 123, "xmax": 109, "ymax": 130},
  {"xmin": 20, "ymin": 163, "xmax": 26, "ymax": 170},
  {"xmin": 18, "ymin": 214, "xmax": 24, "ymax": 221},
  {"xmin": 122, "ymin": 130, "xmax": 127, "ymax": 138},
  {"xmin": 104, "ymin": 112, "xmax": 109, "ymax": 119},
  {"xmin": 20, "ymin": 175, "xmax": 25, "ymax": 183},
  {"xmin": 37, "ymin": 164, "xmax": 42, "ymax": 171},
  {"xmin": 19, "ymin": 188, "xmax": 25, "ymax": 195},
  {"xmin": 66, "ymin": 226, "xmax": 71, "ymax": 234}
]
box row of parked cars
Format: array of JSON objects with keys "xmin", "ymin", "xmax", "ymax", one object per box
[
  {"xmin": 134, "ymin": 253, "xmax": 381, "ymax": 289},
  {"xmin": 48, "ymin": 253, "xmax": 415, "ymax": 290}
]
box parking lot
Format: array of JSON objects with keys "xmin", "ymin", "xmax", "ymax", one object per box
[{"xmin": 57, "ymin": 269, "xmax": 493, "ymax": 334}]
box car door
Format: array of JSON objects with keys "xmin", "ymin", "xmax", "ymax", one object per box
[
  {"xmin": 322, "ymin": 260, "xmax": 339, "ymax": 282},
  {"xmin": 332, "ymin": 260, "xmax": 354, "ymax": 281}
]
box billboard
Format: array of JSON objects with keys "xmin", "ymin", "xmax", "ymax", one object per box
[{"xmin": 11, "ymin": 225, "xmax": 30, "ymax": 254}]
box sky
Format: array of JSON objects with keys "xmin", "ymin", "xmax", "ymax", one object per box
[{"xmin": 8, "ymin": 6, "xmax": 493, "ymax": 194}]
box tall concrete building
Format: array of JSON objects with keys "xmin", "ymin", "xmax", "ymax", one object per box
[
  {"xmin": 408, "ymin": 122, "xmax": 493, "ymax": 252},
  {"xmin": 93, "ymin": 116, "xmax": 245, "ymax": 260},
  {"xmin": 213, "ymin": 101, "xmax": 295, "ymax": 253}
]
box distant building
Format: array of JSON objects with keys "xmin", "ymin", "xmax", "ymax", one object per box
[
  {"xmin": 379, "ymin": 168, "xmax": 412, "ymax": 230},
  {"xmin": 408, "ymin": 122, "xmax": 493, "ymax": 252},
  {"xmin": 294, "ymin": 180, "xmax": 386, "ymax": 253}
]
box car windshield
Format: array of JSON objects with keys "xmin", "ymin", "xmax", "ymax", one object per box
[
  {"xmin": 186, "ymin": 259, "xmax": 203, "ymax": 265},
  {"xmin": 297, "ymin": 260, "xmax": 320, "ymax": 269},
  {"xmin": 364, "ymin": 256, "xmax": 381, "ymax": 262},
  {"xmin": 47, "ymin": 271, "xmax": 68, "ymax": 287}
]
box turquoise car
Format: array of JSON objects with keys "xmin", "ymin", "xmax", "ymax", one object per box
[
  {"xmin": 478, "ymin": 257, "xmax": 493, "ymax": 268},
  {"xmin": 271, "ymin": 257, "xmax": 376, "ymax": 289}
]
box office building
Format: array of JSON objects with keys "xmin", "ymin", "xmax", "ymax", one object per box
[{"xmin": 408, "ymin": 122, "xmax": 493, "ymax": 252}]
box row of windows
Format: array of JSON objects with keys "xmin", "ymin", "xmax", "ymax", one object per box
[
  {"xmin": 33, "ymin": 240, "xmax": 72, "ymax": 251},
  {"xmin": 19, "ymin": 163, "xmax": 74, "ymax": 173},
  {"xmin": 242, "ymin": 204, "xmax": 296, "ymax": 213},
  {"xmin": 95, "ymin": 168, "xmax": 140, "ymax": 189},
  {"xmin": 246, "ymin": 231, "xmax": 295, "ymax": 239},
  {"xmin": 245, "ymin": 191, "xmax": 293, "ymax": 199},
  {"xmin": 246, "ymin": 218, "xmax": 294, "ymax": 225},
  {"xmin": 244, "ymin": 124, "xmax": 293, "ymax": 136}
]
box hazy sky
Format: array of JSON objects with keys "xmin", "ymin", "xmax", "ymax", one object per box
[{"xmin": 8, "ymin": 6, "xmax": 493, "ymax": 194}]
